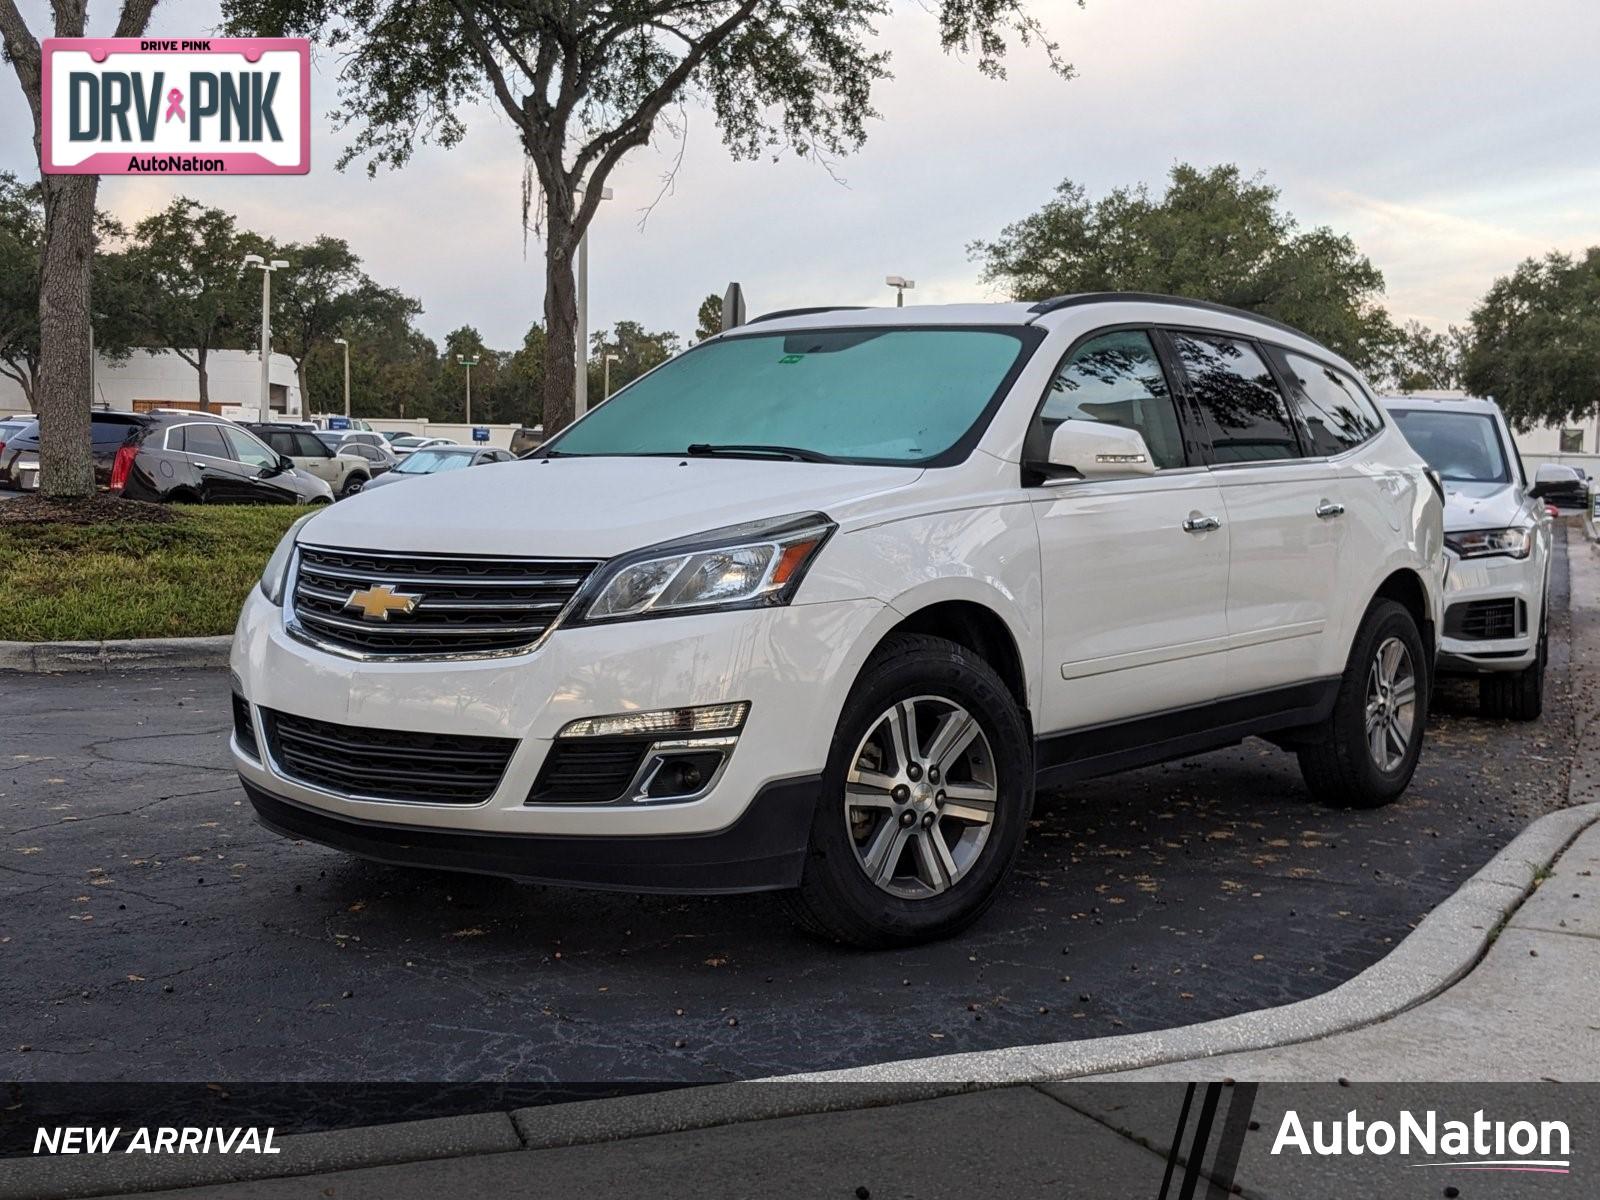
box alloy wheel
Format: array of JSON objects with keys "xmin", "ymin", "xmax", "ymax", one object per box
[
  {"xmin": 1364, "ymin": 636, "xmax": 1417, "ymax": 772},
  {"xmin": 844, "ymin": 695, "xmax": 998, "ymax": 899}
]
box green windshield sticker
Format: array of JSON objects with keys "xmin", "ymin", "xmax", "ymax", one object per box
[{"xmin": 778, "ymin": 354, "xmax": 804, "ymax": 364}]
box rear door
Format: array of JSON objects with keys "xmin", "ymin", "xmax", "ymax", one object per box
[
  {"xmin": 1030, "ymin": 327, "xmax": 1232, "ymax": 732},
  {"xmin": 1166, "ymin": 330, "xmax": 1343, "ymax": 694},
  {"xmin": 173, "ymin": 422, "xmax": 254, "ymax": 502}
]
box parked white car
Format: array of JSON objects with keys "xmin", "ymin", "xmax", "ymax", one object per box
[
  {"xmin": 1383, "ymin": 395, "xmax": 1554, "ymax": 719},
  {"xmin": 247, "ymin": 424, "xmax": 374, "ymax": 499},
  {"xmin": 232, "ymin": 295, "xmax": 1444, "ymax": 946}
]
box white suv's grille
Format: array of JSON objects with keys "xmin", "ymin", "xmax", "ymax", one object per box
[{"xmin": 290, "ymin": 545, "xmax": 599, "ymax": 659}]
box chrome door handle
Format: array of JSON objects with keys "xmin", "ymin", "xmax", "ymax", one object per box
[
  {"xmin": 1183, "ymin": 513, "xmax": 1221, "ymax": 534},
  {"xmin": 1316, "ymin": 500, "xmax": 1346, "ymax": 519}
]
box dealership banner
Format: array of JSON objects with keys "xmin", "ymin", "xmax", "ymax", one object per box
[
  {"xmin": 0, "ymin": 1082, "xmax": 1590, "ymax": 1196},
  {"xmin": 40, "ymin": 38, "xmax": 310, "ymax": 175}
]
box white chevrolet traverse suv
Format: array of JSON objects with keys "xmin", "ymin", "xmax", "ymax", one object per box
[
  {"xmin": 231, "ymin": 295, "xmax": 1445, "ymax": 946},
  {"xmin": 1383, "ymin": 394, "xmax": 1554, "ymax": 719}
]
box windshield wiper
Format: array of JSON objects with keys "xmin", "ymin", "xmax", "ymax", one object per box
[{"xmin": 685, "ymin": 443, "xmax": 841, "ymax": 464}]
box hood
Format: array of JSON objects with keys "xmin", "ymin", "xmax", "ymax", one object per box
[
  {"xmin": 295, "ymin": 455, "xmax": 923, "ymax": 557},
  {"xmin": 1441, "ymin": 481, "xmax": 1530, "ymax": 533}
]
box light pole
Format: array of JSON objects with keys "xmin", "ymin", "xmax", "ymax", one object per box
[
  {"xmin": 457, "ymin": 353, "xmax": 480, "ymax": 424},
  {"xmin": 886, "ymin": 275, "xmax": 915, "ymax": 307},
  {"xmin": 574, "ymin": 183, "xmax": 613, "ymax": 419},
  {"xmin": 603, "ymin": 353, "xmax": 620, "ymax": 400},
  {"xmin": 243, "ymin": 254, "xmax": 290, "ymax": 422},
  {"xmin": 333, "ymin": 336, "xmax": 351, "ymax": 418}
]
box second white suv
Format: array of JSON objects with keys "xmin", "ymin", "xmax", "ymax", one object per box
[
  {"xmin": 1383, "ymin": 394, "xmax": 1555, "ymax": 719},
  {"xmin": 232, "ymin": 294, "xmax": 1445, "ymax": 946}
]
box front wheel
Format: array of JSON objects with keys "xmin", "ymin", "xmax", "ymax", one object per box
[
  {"xmin": 785, "ymin": 633, "xmax": 1034, "ymax": 948},
  {"xmin": 1297, "ymin": 599, "xmax": 1429, "ymax": 809}
]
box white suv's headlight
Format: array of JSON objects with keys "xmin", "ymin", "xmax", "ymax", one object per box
[
  {"xmin": 259, "ymin": 513, "xmax": 318, "ymax": 605},
  {"xmin": 1445, "ymin": 526, "xmax": 1534, "ymax": 560},
  {"xmin": 577, "ymin": 513, "xmax": 834, "ymax": 623}
]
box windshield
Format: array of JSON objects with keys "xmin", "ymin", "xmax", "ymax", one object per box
[
  {"xmin": 398, "ymin": 450, "xmax": 472, "ymax": 474},
  {"xmin": 545, "ymin": 327, "xmax": 1035, "ymax": 465},
  {"xmin": 1390, "ymin": 409, "xmax": 1511, "ymax": 483}
]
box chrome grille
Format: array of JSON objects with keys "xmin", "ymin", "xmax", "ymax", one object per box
[
  {"xmin": 290, "ymin": 545, "xmax": 599, "ymax": 658},
  {"xmin": 261, "ymin": 708, "xmax": 516, "ymax": 804}
]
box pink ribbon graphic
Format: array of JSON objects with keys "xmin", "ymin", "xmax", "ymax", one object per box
[{"xmin": 164, "ymin": 88, "xmax": 185, "ymax": 123}]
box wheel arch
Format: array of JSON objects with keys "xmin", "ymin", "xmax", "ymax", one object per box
[{"xmin": 1373, "ymin": 567, "xmax": 1436, "ymax": 664}]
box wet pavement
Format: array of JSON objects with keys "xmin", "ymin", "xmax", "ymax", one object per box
[{"xmin": 0, "ymin": 534, "xmax": 1579, "ymax": 1085}]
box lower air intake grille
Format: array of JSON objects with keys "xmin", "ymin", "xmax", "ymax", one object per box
[
  {"xmin": 262, "ymin": 708, "xmax": 517, "ymax": 804},
  {"xmin": 528, "ymin": 739, "xmax": 652, "ymax": 804},
  {"xmin": 1445, "ymin": 598, "xmax": 1523, "ymax": 641},
  {"xmin": 232, "ymin": 693, "xmax": 259, "ymax": 759}
]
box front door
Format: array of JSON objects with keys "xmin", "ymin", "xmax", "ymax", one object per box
[{"xmin": 1030, "ymin": 329, "xmax": 1232, "ymax": 735}]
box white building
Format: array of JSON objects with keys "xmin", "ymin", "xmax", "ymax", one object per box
[{"xmin": 0, "ymin": 349, "xmax": 302, "ymax": 419}]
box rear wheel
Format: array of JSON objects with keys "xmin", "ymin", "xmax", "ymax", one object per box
[
  {"xmin": 1479, "ymin": 604, "xmax": 1546, "ymax": 721},
  {"xmin": 1297, "ymin": 599, "xmax": 1428, "ymax": 808},
  {"xmin": 785, "ymin": 634, "xmax": 1033, "ymax": 947},
  {"xmin": 339, "ymin": 474, "xmax": 368, "ymax": 499}
]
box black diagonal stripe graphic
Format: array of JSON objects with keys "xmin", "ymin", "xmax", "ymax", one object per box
[
  {"xmin": 1208, "ymin": 1083, "xmax": 1259, "ymax": 1198},
  {"xmin": 1157, "ymin": 1083, "xmax": 1198, "ymax": 1200},
  {"xmin": 1177, "ymin": 1083, "xmax": 1224, "ymax": 1200}
]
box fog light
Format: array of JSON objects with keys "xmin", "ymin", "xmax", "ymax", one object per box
[
  {"xmin": 559, "ymin": 702, "xmax": 749, "ymax": 739},
  {"xmin": 642, "ymin": 750, "xmax": 728, "ymax": 801}
]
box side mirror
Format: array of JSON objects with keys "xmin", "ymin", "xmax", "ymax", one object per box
[
  {"xmin": 1034, "ymin": 419, "xmax": 1158, "ymax": 481},
  {"xmin": 276, "ymin": 455, "xmax": 295, "ymax": 474}
]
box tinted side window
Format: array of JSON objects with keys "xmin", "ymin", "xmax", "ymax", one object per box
[
  {"xmin": 224, "ymin": 427, "xmax": 278, "ymax": 470},
  {"xmin": 1041, "ymin": 330, "xmax": 1186, "ymax": 469},
  {"xmin": 1280, "ymin": 352, "xmax": 1382, "ymax": 455},
  {"xmin": 1170, "ymin": 333, "xmax": 1299, "ymax": 463},
  {"xmin": 294, "ymin": 432, "xmax": 330, "ymax": 457},
  {"xmin": 180, "ymin": 424, "xmax": 231, "ymax": 460},
  {"xmin": 258, "ymin": 429, "xmax": 296, "ymax": 455}
]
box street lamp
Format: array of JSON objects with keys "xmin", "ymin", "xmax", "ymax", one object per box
[
  {"xmin": 602, "ymin": 353, "xmax": 620, "ymax": 400},
  {"xmin": 243, "ymin": 254, "xmax": 291, "ymax": 422},
  {"xmin": 456, "ymin": 353, "xmax": 481, "ymax": 424},
  {"xmin": 574, "ymin": 182, "xmax": 613, "ymax": 419},
  {"xmin": 333, "ymin": 337, "xmax": 351, "ymax": 418},
  {"xmin": 886, "ymin": 275, "xmax": 915, "ymax": 307}
]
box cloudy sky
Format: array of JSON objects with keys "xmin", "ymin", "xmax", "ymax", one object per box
[{"xmin": 4, "ymin": 0, "xmax": 1599, "ymax": 351}]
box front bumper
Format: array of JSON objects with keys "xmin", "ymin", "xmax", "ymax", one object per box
[
  {"xmin": 230, "ymin": 585, "xmax": 884, "ymax": 848},
  {"xmin": 1436, "ymin": 552, "xmax": 1543, "ymax": 674},
  {"xmin": 243, "ymin": 775, "xmax": 820, "ymax": 893}
]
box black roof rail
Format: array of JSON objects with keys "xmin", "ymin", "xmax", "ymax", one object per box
[
  {"xmin": 1025, "ymin": 292, "xmax": 1309, "ymax": 339},
  {"xmin": 745, "ymin": 306, "xmax": 868, "ymax": 325}
]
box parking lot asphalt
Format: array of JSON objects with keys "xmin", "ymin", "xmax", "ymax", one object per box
[{"xmin": 0, "ymin": 534, "xmax": 1579, "ymax": 1087}]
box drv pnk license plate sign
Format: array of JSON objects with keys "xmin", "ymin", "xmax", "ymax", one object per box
[{"xmin": 42, "ymin": 38, "xmax": 310, "ymax": 175}]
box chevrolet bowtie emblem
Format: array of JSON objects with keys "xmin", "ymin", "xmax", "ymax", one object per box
[{"xmin": 344, "ymin": 583, "xmax": 422, "ymax": 621}]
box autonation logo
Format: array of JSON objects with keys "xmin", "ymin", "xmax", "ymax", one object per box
[{"xmin": 1272, "ymin": 1109, "xmax": 1572, "ymax": 1174}]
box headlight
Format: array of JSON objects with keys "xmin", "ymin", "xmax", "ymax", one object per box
[
  {"xmin": 259, "ymin": 513, "xmax": 317, "ymax": 605},
  {"xmin": 1445, "ymin": 526, "xmax": 1534, "ymax": 560},
  {"xmin": 577, "ymin": 513, "xmax": 834, "ymax": 623}
]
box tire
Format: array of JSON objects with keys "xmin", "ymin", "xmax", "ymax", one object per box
[
  {"xmin": 1479, "ymin": 606, "xmax": 1546, "ymax": 722},
  {"xmin": 784, "ymin": 633, "xmax": 1034, "ymax": 948},
  {"xmin": 339, "ymin": 474, "xmax": 368, "ymax": 499},
  {"xmin": 1297, "ymin": 599, "xmax": 1429, "ymax": 809}
]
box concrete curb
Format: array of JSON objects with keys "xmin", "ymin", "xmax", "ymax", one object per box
[
  {"xmin": 0, "ymin": 636, "xmax": 231, "ymax": 674},
  {"xmin": 774, "ymin": 800, "xmax": 1600, "ymax": 1084}
]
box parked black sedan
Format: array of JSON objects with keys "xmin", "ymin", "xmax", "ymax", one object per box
[
  {"xmin": 360, "ymin": 444, "xmax": 516, "ymax": 490},
  {"xmin": 0, "ymin": 411, "xmax": 333, "ymax": 504}
]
